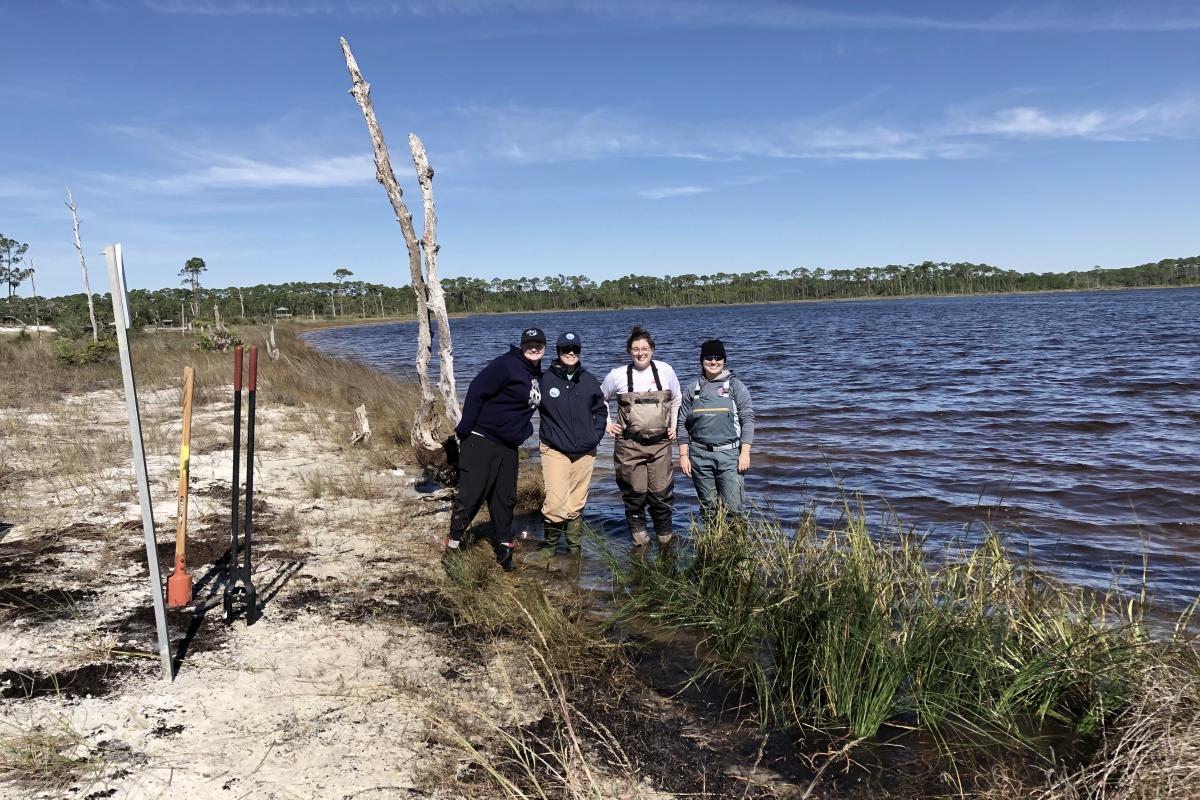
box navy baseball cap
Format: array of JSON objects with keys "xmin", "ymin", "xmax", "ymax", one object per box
[{"xmin": 556, "ymin": 331, "xmax": 582, "ymax": 351}]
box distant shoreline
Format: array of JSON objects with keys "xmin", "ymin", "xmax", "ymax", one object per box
[{"xmin": 293, "ymin": 282, "xmax": 1198, "ymax": 334}]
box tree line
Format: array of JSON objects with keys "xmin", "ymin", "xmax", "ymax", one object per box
[{"xmin": 1, "ymin": 253, "xmax": 1198, "ymax": 336}]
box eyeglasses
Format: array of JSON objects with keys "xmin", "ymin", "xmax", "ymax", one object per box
[
  {"xmin": 559, "ymin": 348, "xmax": 581, "ymax": 356},
  {"xmin": 523, "ymin": 344, "xmax": 545, "ymax": 351},
  {"xmin": 703, "ymin": 356, "xmax": 725, "ymax": 362},
  {"xmin": 630, "ymin": 348, "xmax": 652, "ymax": 355}
]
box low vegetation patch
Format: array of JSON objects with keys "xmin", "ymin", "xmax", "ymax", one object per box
[
  {"xmin": 608, "ymin": 506, "xmax": 1200, "ymax": 795},
  {"xmin": 0, "ymin": 717, "xmax": 101, "ymax": 792}
]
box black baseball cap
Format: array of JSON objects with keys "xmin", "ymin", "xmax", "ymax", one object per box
[
  {"xmin": 520, "ymin": 327, "xmax": 547, "ymax": 347},
  {"xmin": 556, "ymin": 331, "xmax": 582, "ymax": 351}
]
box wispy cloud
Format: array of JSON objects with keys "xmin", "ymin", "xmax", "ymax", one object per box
[
  {"xmin": 81, "ymin": 149, "xmax": 373, "ymax": 194},
  {"xmin": 112, "ymin": 0, "xmax": 1200, "ymax": 32},
  {"xmin": 461, "ymin": 94, "xmax": 1200, "ymax": 165},
  {"xmin": 959, "ymin": 97, "xmax": 1200, "ymax": 140},
  {"xmin": 637, "ymin": 185, "xmax": 709, "ymax": 200},
  {"xmin": 151, "ymin": 153, "xmax": 373, "ymax": 191}
]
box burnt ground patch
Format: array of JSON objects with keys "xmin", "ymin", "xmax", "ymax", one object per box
[
  {"xmin": 193, "ymin": 480, "xmax": 232, "ymax": 499},
  {"xmin": 0, "ymin": 538, "xmax": 71, "ymax": 581},
  {"xmin": 105, "ymin": 601, "xmax": 228, "ymax": 662},
  {"xmin": 0, "ymin": 662, "xmax": 145, "ymax": 700},
  {"xmin": 469, "ymin": 638, "xmax": 817, "ymax": 799},
  {"xmin": 0, "ymin": 584, "xmax": 97, "ymax": 626}
]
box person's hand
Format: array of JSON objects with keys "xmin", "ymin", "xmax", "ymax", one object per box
[
  {"xmin": 607, "ymin": 422, "xmax": 622, "ymax": 437},
  {"xmin": 680, "ymin": 451, "xmax": 692, "ymax": 477},
  {"xmin": 737, "ymin": 451, "xmax": 751, "ymax": 473},
  {"xmin": 667, "ymin": 426, "xmax": 677, "ymax": 441}
]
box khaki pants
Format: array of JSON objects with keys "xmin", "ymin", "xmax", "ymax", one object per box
[
  {"xmin": 539, "ymin": 444, "xmax": 596, "ymax": 524},
  {"xmin": 614, "ymin": 438, "xmax": 674, "ymax": 544}
]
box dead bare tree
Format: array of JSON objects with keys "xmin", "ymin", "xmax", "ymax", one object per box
[
  {"xmin": 341, "ymin": 36, "xmax": 462, "ymax": 454},
  {"xmin": 409, "ymin": 134, "xmax": 461, "ymax": 427},
  {"xmin": 29, "ymin": 263, "xmax": 41, "ymax": 343},
  {"xmin": 66, "ymin": 188, "xmax": 98, "ymax": 342}
]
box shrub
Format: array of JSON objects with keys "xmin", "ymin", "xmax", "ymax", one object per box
[
  {"xmin": 194, "ymin": 328, "xmax": 241, "ymax": 352},
  {"xmin": 52, "ymin": 337, "xmax": 117, "ymax": 366}
]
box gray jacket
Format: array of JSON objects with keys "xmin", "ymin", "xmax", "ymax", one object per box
[{"xmin": 678, "ymin": 369, "xmax": 755, "ymax": 447}]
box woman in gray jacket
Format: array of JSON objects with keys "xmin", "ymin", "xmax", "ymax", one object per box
[{"xmin": 677, "ymin": 339, "xmax": 755, "ymax": 519}]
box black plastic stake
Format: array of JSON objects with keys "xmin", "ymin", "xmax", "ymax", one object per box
[
  {"xmin": 224, "ymin": 346, "xmax": 243, "ymax": 623},
  {"xmin": 242, "ymin": 346, "xmax": 259, "ymax": 624}
]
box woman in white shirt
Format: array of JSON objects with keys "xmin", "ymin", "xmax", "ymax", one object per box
[{"xmin": 600, "ymin": 325, "xmax": 682, "ymax": 548}]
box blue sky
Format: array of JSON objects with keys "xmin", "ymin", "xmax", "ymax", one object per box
[{"xmin": 3, "ymin": 0, "xmax": 1198, "ymax": 296}]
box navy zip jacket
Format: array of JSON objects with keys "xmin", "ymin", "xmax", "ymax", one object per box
[
  {"xmin": 456, "ymin": 346, "xmax": 543, "ymax": 447},
  {"xmin": 538, "ymin": 360, "xmax": 607, "ymax": 455}
]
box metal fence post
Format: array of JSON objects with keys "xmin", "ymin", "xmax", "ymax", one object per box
[{"xmin": 104, "ymin": 243, "xmax": 173, "ymax": 681}]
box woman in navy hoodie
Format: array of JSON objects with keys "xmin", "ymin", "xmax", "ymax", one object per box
[
  {"xmin": 525, "ymin": 331, "xmax": 607, "ymax": 565},
  {"xmin": 445, "ymin": 326, "xmax": 545, "ymax": 570}
]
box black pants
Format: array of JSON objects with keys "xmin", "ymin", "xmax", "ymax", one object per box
[{"xmin": 448, "ymin": 434, "xmax": 518, "ymax": 552}]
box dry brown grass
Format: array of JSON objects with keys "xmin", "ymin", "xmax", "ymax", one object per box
[
  {"xmin": 0, "ymin": 335, "xmax": 117, "ymax": 409},
  {"xmin": 1038, "ymin": 662, "xmax": 1200, "ymax": 800},
  {"xmin": 0, "ymin": 717, "xmax": 102, "ymax": 792},
  {"xmin": 0, "ymin": 324, "xmax": 424, "ymax": 470}
]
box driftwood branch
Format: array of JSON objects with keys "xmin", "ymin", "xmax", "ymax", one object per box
[
  {"xmin": 341, "ymin": 36, "xmax": 440, "ymax": 452},
  {"xmin": 264, "ymin": 325, "xmax": 279, "ymax": 361},
  {"xmin": 66, "ymin": 188, "xmax": 99, "ymax": 342},
  {"xmin": 350, "ymin": 404, "xmax": 372, "ymax": 445},
  {"xmin": 409, "ymin": 133, "xmax": 461, "ymax": 427}
]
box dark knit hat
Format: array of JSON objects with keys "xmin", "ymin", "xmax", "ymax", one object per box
[
  {"xmin": 520, "ymin": 327, "xmax": 547, "ymax": 347},
  {"xmin": 556, "ymin": 331, "xmax": 582, "ymax": 351},
  {"xmin": 700, "ymin": 339, "xmax": 726, "ymax": 361}
]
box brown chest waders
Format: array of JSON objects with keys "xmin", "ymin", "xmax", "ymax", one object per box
[
  {"xmin": 224, "ymin": 345, "xmax": 260, "ymax": 625},
  {"xmin": 615, "ymin": 362, "xmax": 675, "ymax": 545}
]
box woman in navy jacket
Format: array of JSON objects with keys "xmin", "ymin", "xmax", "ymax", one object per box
[
  {"xmin": 526, "ymin": 330, "xmax": 607, "ymax": 564},
  {"xmin": 445, "ymin": 327, "xmax": 545, "ymax": 570}
]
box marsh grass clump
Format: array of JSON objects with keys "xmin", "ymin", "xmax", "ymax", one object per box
[
  {"xmin": 440, "ymin": 546, "xmax": 621, "ymax": 682},
  {"xmin": 429, "ymin": 649, "xmax": 645, "ymax": 800},
  {"xmin": 611, "ymin": 505, "xmax": 1198, "ymax": 774},
  {"xmin": 0, "ymin": 717, "xmax": 101, "ymax": 791}
]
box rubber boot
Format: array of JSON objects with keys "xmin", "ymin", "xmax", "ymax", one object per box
[
  {"xmin": 564, "ymin": 516, "xmax": 584, "ymax": 558},
  {"xmin": 655, "ymin": 533, "xmax": 677, "ymax": 571},
  {"xmin": 493, "ymin": 539, "xmax": 515, "ymax": 572},
  {"xmin": 524, "ymin": 518, "xmax": 562, "ymax": 567}
]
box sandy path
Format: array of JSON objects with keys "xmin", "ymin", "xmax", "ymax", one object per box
[{"xmin": 0, "ymin": 387, "xmax": 551, "ymax": 799}]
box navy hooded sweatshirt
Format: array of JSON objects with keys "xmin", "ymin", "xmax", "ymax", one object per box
[
  {"xmin": 538, "ymin": 360, "xmax": 607, "ymax": 455},
  {"xmin": 455, "ymin": 345, "xmax": 543, "ymax": 447}
]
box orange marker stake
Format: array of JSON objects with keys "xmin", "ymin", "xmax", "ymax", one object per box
[{"xmin": 167, "ymin": 366, "xmax": 195, "ymax": 608}]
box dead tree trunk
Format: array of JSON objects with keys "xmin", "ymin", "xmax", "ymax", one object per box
[
  {"xmin": 66, "ymin": 188, "xmax": 99, "ymax": 342},
  {"xmin": 237, "ymin": 287, "xmax": 246, "ymax": 319},
  {"xmin": 409, "ymin": 134, "xmax": 462, "ymax": 427},
  {"xmin": 30, "ymin": 264, "xmax": 41, "ymax": 343},
  {"xmin": 341, "ymin": 36, "xmax": 442, "ymax": 452}
]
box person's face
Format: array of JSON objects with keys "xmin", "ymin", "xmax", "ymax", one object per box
[
  {"xmin": 558, "ymin": 346, "xmax": 580, "ymax": 367},
  {"xmin": 703, "ymin": 355, "xmax": 725, "ymax": 379},
  {"xmin": 522, "ymin": 343, "xmax": 545, "ymax": 363},
  {"xmin": 629, "ymin": 338, "xmax": 653, "ymax": 368}
]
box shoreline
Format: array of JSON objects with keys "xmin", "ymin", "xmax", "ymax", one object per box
[{"xmin": 290, "ymin": 282, "xmax": 1199, "ymax": 333}]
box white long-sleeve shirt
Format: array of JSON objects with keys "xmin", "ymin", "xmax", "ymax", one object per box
[{"xmin": 600, "ymin": 359, "xmax": 683, "ymax": 429}]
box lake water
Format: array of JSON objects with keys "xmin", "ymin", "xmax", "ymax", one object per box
[{"xmin": 306, "ymin": 289, "xmax": 1200, "ymax": 607}]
